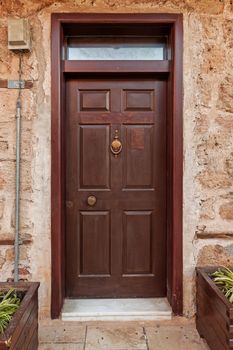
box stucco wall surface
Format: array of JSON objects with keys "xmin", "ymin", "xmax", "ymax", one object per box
[{"xmin": 0, "ymin": 0, "xmax": 233, "ymax": 319}]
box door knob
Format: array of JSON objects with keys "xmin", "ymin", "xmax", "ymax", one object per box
[
  {"xmin": 110, "ymin": 130, "xmax": 122, "ymax": 157},
  {"xmin": 87, "ymin": 195, "xmax": 97, "ymax": 206}
]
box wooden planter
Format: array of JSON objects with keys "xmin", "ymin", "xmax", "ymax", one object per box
[
  {"xmin": 0, "ymin": 282, "xmax": 39, "ymax": 350},
  {"xmin": 196, "ymin": 267, "xmax": 233, "ymax": 350}
]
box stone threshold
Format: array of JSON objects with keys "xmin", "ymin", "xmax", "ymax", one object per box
[{"xmin": 62, "ymin": 297, "xmax": 172, "ymax": 321}]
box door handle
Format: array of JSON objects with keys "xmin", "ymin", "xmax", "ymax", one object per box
[
  {"xmin": 87, "ymin": 195, "xmax": 97, "ymax": 206},
  {"xmin": 110, "ymin": 130, "xmax": 122, "ymax": 157}
]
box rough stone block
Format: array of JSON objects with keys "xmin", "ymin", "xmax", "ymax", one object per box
[
  {"xmin": 196, "ymin": 75, "xmax": 212, "ymax": 107},
  {"xmin": 197, "ymin": 170, "xmax": 232, "ymax": 189},
  {"xmin": 200, "ymin": 16, "xmax": 223, "ymax": 42},
  {"xmin": 225, "ymin": 152, "xmax": 233, "ymax": 176},
  {"xmin": 194, "ymin": 113, "xmax": 209, "ymax": 134},
  {"xmin": 199, "ymin": 198, "xmax": 215, "ymax": 220},
  {"xmin": 0, "ymin": 176, "xmax": 6, "ymax": 190},
  {"xmin": 0, "ymin": 141, "xmax": 8, "ymax": 151},
  {"xmin": 0, "ymin": 197, "xmax": 5, "ymax": 219},
  {"xmin": 187, "ymin": 0, "xmax": 224, "ymax": 14},
  {"xmin": 0, "ymin": 90, "xmax": 18, "ymax": 122},
  {"xmin": 11, "ymin": 199, "xmax": 34, "ymax": 229},
  {"xmin": 217, "ymin": 76, "xmax": 233, "ymax": 113},
  {"xmin": 219, "ymin": 202, "xmax": 233, "ymax": 220},
  {"xmin": 0, "ymin": 253, "xmax": 6, "ymax": 270},
  {"xmin": 201, "ymin": 45, "xmax": 225, "ymax": 74},
  {"xmin": 223, "ymin": 19, "xmax": 233, "ymax": 49},
  {"xmin": 216, "ymin": 114, "xmax": 233, "ymax": 128},
  {"xmin": 197, "ymin": 244, "xmax": 233, "ymax": 266}
]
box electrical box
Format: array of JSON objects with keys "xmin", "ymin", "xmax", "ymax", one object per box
[{"xmin": 8, "ymin": 18, "xmax": 31, "ymax": 51}]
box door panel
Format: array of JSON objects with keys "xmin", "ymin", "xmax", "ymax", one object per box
[
  {"xmin": 123, "ymin": 125, "xmax": 154, "ymax": 189},
  {"xmin": 123, "ymin": 90, "xmax": 154, "ymax": 111},
  {"xmin": 123, "ymin": 211, "xmax": 152, "ymax": 275},
  {"xmin": 79, "ymin": 126, "xmax": 110, "ymax": 189},
  {"xmin": 79, "ymin": 90, "xmax": 110, "ymax": 111},
  {"xmin": 65, "ymin": 77, "xmax": 167, "ymax": 297},
  {"xmin": 80, "ymin": 211, "xmax": 111, "ymax": 276}
]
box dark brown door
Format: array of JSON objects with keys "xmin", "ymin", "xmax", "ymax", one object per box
[{"xmin": 65, "ymin": 76, "xmax": 167, "ymax": 298}]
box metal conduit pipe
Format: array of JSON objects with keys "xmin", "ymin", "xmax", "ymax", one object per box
[{"xmin": 14, "ymin": 53, "xmax": 22, "ymax": 282}]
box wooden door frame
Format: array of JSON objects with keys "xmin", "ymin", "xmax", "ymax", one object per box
[{"xmin": 51, "ymin": 13, "xmax": 183, "ymax": 319}]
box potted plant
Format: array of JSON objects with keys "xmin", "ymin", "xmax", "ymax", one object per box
[
  {"xmin": 196, "ymin": 266, "xmax": 233, "ymax": 350},
  {"xmin": 0, "ymin": 282, "xmax": 39, "ymax": 350}
]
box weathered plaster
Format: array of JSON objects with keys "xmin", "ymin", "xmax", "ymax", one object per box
[{"xmin": 0, "ymin": 0, "xmax": 233, "ymax": 319}]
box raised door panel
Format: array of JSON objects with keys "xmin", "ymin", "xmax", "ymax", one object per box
[
  {"xmin": 78, "ymin": 90, "xmax": 110, "ymax": 111},
  {"xmin": 123, "ymin": 125, "xmax": 154, "ymax": 189},
  {"xmin": 123, "ymin": 90, "xmax": 154, "ymax": 111},
  {"xmin": 80, "ymin": 211, "xmax": 111, "ymax": 276},
  {"xmin": 79, "ymin": 125, "xmax": 110, "ymax": 189},
  {"xmin": 123, "ymin": 211, "xmax": 153, "ymax": 275}
]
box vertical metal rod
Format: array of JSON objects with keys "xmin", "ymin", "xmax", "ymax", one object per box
[{"xmin": 14, "ymin": 53, "xmax": 22, "ymax": 282}]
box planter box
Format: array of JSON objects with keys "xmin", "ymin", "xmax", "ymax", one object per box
[
  {"xmin": 196, "ymin": 267, "xmax": 233, "ymax": 350},
  {"xmin": 0, "ymin": 282, "xmax": 39, "ymax": 350}
]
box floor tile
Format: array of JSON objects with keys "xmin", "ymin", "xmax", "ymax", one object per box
[
  {"xmin": 39, "ymin": 344, "xmax": 84, "ymax": 350},
  {"xmin": 85, "ymin": 326, "xmax": 147, "ymax": 350},
  {"xmin": 39, "ymin": 323, "xmax": 86, "ymax": 343},
  {"xmin": 145, "ymin": 325, "xmax": 209, "ymax": 350}
]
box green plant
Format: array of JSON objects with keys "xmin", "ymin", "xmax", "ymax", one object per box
[
  {"xmin": 212, "ymin": 266, "xmax": 233, "ymax": 303},
  {"xmin": 0, "ymin": 289, "xmax": 21, "ymax": 334}
]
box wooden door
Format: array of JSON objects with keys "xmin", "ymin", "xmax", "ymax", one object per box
[{"xmin": 65, "ymin": 76, "xmax": 167, "ymax": 298}]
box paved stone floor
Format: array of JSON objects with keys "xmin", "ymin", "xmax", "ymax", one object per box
[{"xmin": 39, "ymin": 318, "xmax": 209, "ymax": 349}]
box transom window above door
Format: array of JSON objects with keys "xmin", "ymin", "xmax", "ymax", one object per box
[{"xmin": 65, "ymin": 36, "xmax": 167, "ymax": 60}]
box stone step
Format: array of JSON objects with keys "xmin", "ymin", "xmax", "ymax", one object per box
[{"xmin": 62, "ymin": 298, "xmax": 172, "ymax": 321}]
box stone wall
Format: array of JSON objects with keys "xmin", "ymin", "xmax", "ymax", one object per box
[{"xmin": 0, "ymin": 0, "xmax": 232, "ymax": 319}]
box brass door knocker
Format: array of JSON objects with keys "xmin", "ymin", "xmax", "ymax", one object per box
[
  {"xmin": 87, "ymin": 195, "xmax": 97, "ymax": 206},
  {"xmin": 110, "ymin": 130, "xmax": 122, "ymax": 157}
]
